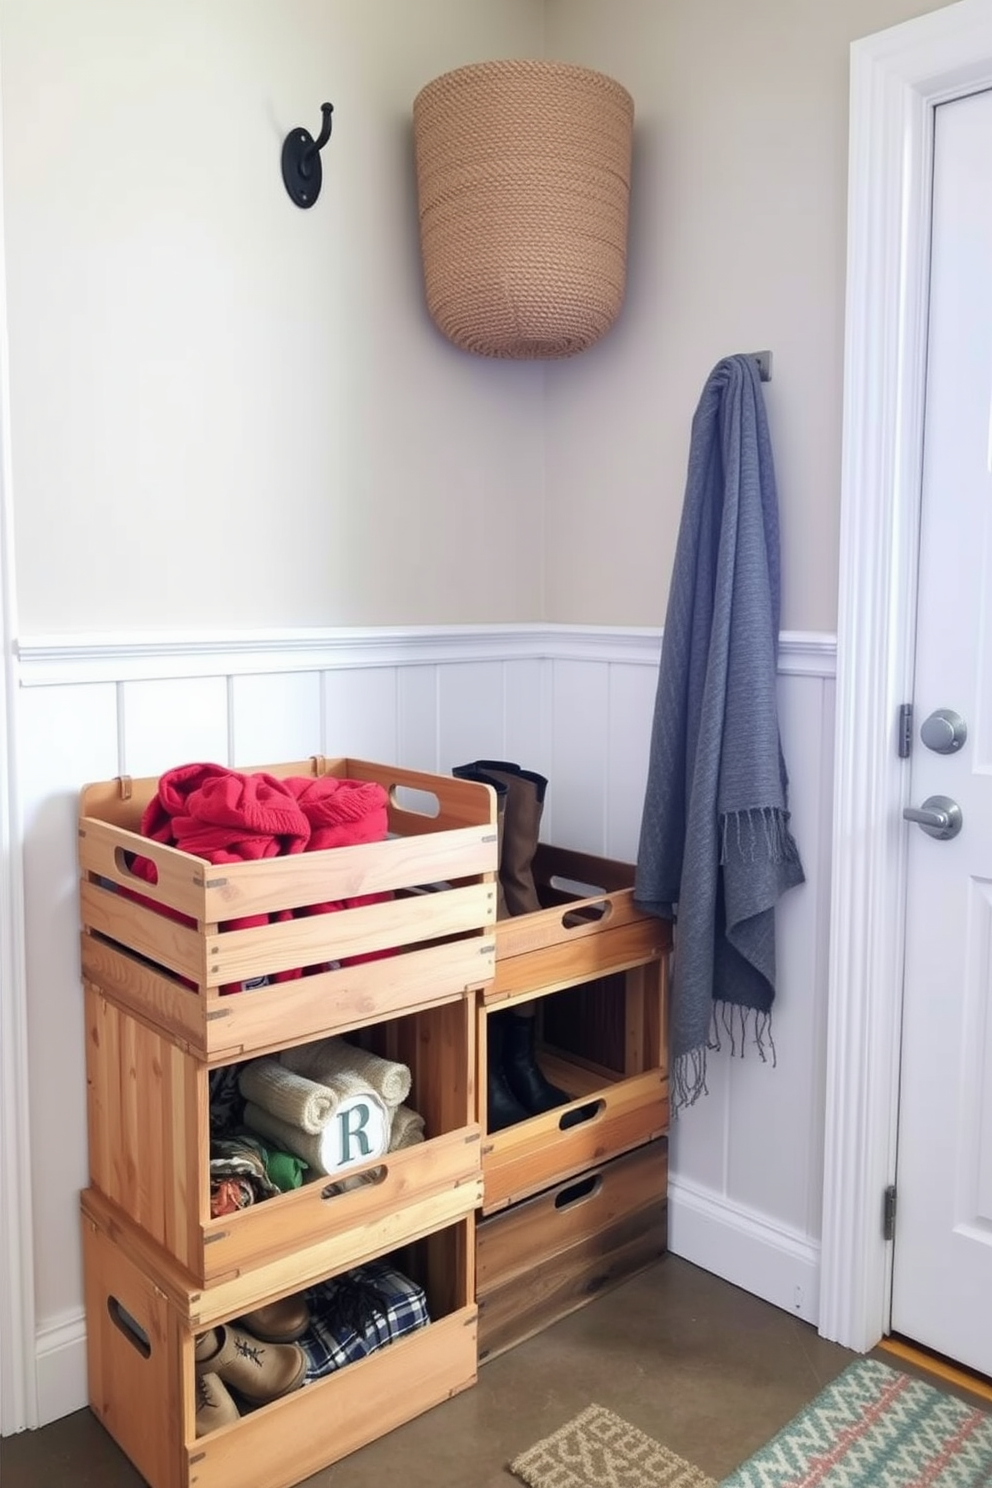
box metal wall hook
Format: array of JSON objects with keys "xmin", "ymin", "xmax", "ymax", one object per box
[{"xmin": 282, "ymin": 102, "xmax": 334, "ymax": 209}]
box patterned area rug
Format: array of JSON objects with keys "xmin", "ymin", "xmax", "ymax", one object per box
[
  {"xmin": 719, "ymin": 1357, "xmax": 992, "ymax": 1486},
  {"xmin": 509, "ymin": 1404, "xmax": 716, "ymax": 1488},
  {"xmin": 509, "ymin": 1361, "xmax": 992, "ymax": 1488}
]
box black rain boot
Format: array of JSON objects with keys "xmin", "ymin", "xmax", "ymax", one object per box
[
  {"xmin": 501, "ymin": 1009, "xmax": 570, "ymax": 1116},
  {"xmin": 486, "ymin": 1012, "xmax": 530, "ymax": 1131}
]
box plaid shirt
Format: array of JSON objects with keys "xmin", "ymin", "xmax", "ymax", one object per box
[{"xmin": 299, "ymin": 1259, "xmax": 430, "ymax": 1381}]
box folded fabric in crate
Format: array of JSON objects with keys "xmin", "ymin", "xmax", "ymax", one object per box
[
  {"xmin": 299, "ymin": 1259, "xmax": 430, "ymax": 1382},
  {"xmin": 283, "ymin": 773, "xmax": 392, "ymax": 970},
  {"xmin": 209, "ymin": 1065, "xmax": 246, "ymax": 1135},
  {"xmin": 117, "ymin": 764, "xmax": 232, "ymax": 946},
  {"xmin": 139, "ymin": 761, "xmax": 233, "ymax": 849},
  {"xmin": 237, "ymin": 1133, "xmax": 308, "ymax": 1191},
  {"xmin": 172, "ymin": 771, "xmax": 311, "ymax": 862},
  {"xmin": 178, "ymin": 771, "xmax": 311, "ymax": 991},
  {"xmin": 129, "ymin": 764, "xmax": 310, "ymax": 992},
  {"xmin": 209, "ymin": 1135, "xmax": 281, "ymax": 1216},
  {"xmin": 284, "ymin": 774, "xmax": 389, "ymax": 851},
  {"xmin": 280, "ymin": 1037, "xmax": 412, "ymax": 1107},
  {"xmin": 125, "ymin": 762, "xmax": 395, "ymax": 990}
]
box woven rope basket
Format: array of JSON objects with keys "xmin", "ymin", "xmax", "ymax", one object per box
[{"xmin": 413, "ymin": 60, "xmax": 634, "ymax": 359}]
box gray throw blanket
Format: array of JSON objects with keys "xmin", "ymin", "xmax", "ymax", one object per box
[{"xmin": 634, "ymin": 354, "xmax": 805, "ymax": 1110}]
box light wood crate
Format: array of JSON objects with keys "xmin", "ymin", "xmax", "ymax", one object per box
[
  {"xmin": 86, "ymin": 984, "xmax": 482, "ymax": 1284},
  {"xmin": 82, "ymin": 1189, "xmax": 477, "ymax": 1488},
  {"xmin": 78, "ymin": 757, "xmax": 498, "ymax": 1062},
  {"xmin": 486, "ymin": 844, "xmax": 669, "ymax": 1005},
  {"xmin": 479, "ymin": 846, "xmax": 671, "ymax": 1214},
  {"xmin": 476, "ymin": 1138, "xmax": 668, "ymax": 1360}
]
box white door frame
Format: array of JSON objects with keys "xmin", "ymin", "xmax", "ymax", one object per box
[
  {"xmin": 820, "ymin": 0, "xmax": 992, "ymax": 1353},
  {"xmin": 0, "ymin": 19, "xmax": 37, "ymax": 1431},
  {"xmin": 0, "ymin": 466, "xmax": 35, "ymax": 1439}
]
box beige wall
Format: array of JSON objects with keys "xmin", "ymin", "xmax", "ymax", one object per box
[
  {"xmin": 543, "ymin": 0, "xmax": 957, "ymax": 632},
  {"xmin": 2, "ymin": 0, "xmax": 959, "ymax": 636},
  {"xmin": 1, "ymin": 0, "xmax": 546, "ymax": 632}
]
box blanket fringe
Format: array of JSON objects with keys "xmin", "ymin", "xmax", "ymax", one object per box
[
  {"xmin": 720, "ymin": 806, "xmax": 795, "ymax": 866},
  {"xmin": 672, "ymin": 1002, "xmax": 777, "ymax": 1116}
]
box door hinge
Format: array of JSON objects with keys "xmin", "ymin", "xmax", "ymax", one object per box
[
  {"xmin": 883, "ymin": 1183, "xmax": 897, "ymax": 1241},
  {"xmin": 898, "ymin": 704, "xmax": 913, "ymax": 759}
]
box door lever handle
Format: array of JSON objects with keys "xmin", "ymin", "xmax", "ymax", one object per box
[{"xmin": 902, "ymin": 795, "xmax": 962, "ymax": 840}]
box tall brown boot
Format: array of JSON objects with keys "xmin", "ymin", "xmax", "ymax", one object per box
[
  {"xmin": 461, "ymin": 761, "xmax": 547, "ymax": 916},
  {"xmin": 452, "ymin": 766, "xmax": 509, "ymax": 919}
]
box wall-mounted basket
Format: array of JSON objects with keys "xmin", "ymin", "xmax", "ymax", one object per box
[{"xmin": 412, "ymin": 60, "xmax": 634, "ymax": 360}]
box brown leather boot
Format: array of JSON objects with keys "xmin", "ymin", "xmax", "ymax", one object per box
[
  {"xmin": 457, "ymin": 761, "xmax": 547, "ymax": 915},
  {"xmin": 452, "ymin": 766, "xmax": 509, "ymax": 919},
  {"xmin": 194, "ymin": 1324, "xmax": 307, "ymax": 1403}
]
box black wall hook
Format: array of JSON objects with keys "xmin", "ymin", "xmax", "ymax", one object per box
[{"xmin": 282, "ymin": 102, "xmax": 334, "ymax": 209}]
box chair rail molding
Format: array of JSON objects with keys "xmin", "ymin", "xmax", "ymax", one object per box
[
  {"xmin": 15, "ymin": 625, "xmax": 835, "ymax": 687},
  {"xmin": 821, "ymin": 0, "xmax": 992, "ymax": 1354}
]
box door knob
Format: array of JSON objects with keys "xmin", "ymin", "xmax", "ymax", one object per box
[
  {"xmin": 920, "ymin": 708, "xmax": 967, "ymax": 754},
  {"xmin": 902, "ymin": 794, "xmax": 962, "ymax": 840}
]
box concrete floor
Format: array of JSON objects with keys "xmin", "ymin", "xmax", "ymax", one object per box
[{"xmin": 1, "ymin": 1255, "xmax": 859, "ymax": 1488}]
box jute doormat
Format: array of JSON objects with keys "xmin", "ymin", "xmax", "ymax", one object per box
[{"xmin": 509, "ymin": 1403, "xmax": 716, "ymax": 1488}]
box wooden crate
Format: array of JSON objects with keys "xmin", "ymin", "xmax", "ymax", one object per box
[
  {"xmin": 476, "ymin": 1138, "xmax": 668, "ymax": 1360},
  {"xmin": 86, "ymin": 984, "xmax": 482, "ymax": 1284},
  {"xmin": 79, "ymin": 757, "xmax": 498, "ymax": 1062},
  {"xmin": 487, "ymin": 843, "xmax": 670, "ymax": 1008},
  {"xmin": 82, "ymin": 1189, "xmax": 477, "ymax": 1488},
  {"xmin": 479, "ymin": 847, "xmax": 670, "ymax": 1213}
]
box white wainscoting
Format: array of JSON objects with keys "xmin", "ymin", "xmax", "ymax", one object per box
[{"xmin": 10, "ymin": 624, "xmax": 835, "ymax": 1428}]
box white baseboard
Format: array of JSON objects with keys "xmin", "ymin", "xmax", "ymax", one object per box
[
  {"xmin": 34, "ymin": 1311, "xmax": 87, "ymax": 1427},
  {"xmin": 668, "ymin": 1176, "xmax": 821, "ymax": 1327}
]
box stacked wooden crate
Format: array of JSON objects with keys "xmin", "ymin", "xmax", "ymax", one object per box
[
  {"xmin": 476, "ymin": 844, "xmax": 672, "ymax": 1360},
  {"xmin": 78, "ymin": 758, "xmax": 497, "ymax": 1488}
]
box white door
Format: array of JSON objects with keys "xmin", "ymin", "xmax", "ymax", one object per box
[{"xmin": 891, "ymin": 88, "xmax": 992, "ymax": 1377}]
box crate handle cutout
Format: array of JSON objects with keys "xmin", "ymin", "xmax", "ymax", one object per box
[
  {"xmin": 321, "ymin": 1163, "xmax": 388, "ymax": 1200},
  {"xmin": 554, "ymin": 1173, "xmax": 603, "ymax": 1210},
  {"xmin": 107, "ymin": 1296, "xmax": 152, "ymax": 1359},
  {"xmin": 558, "ymin": 1098, "xmax": 605, "ymax": 1131},
  {"xmin": 390, "ymin": 785, "xmax": 440, "ymax": 818},
  {"xmin": 560, "ymin": 900, "xmax": 614, "ymax": 931},
  {"xmin": 112, "ymin": 847, "xmax": 149, "ymax": 882},
  {"xmin": 549, "ymin": 877, "xmax": 614, "ymax": 930}
]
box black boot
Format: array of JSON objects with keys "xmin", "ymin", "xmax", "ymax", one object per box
[
  {"xmin": 486, "ymin": 1013, "xmax": 530, "ymax": 1131},
  {"xmin": 501, "ymin": 1010, "xmax": 570, "ymax": 1116}
]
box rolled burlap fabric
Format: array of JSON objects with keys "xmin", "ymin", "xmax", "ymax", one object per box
[
  {"xmin": 280, "ymin": 1037, "xmax": 411, "ymax": 1107},
  {"xmin": 238, "ymin": 1058, "xmax": 337, "ymax": 1134},
  {"xmin": 388, "ymin": 1104, "xmax": 426, "ymax": 1151}
]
